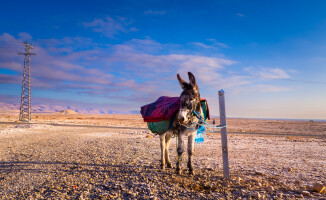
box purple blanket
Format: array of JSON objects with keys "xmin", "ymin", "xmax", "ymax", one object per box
[{"xmin": 140, "ymin": 96, "xmax": 180, "ymax": 122}]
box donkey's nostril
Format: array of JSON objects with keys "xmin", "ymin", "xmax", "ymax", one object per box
[{"xmin": 179, "ymin": 116, "xmax": 184, "ymax": 122}]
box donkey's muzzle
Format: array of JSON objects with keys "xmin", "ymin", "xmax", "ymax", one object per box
[
  {"xmin": 178, "ymin": 109, "xmax": 189, "ymax": 123},
  {"xmin": 178, "ymin": 116, "xmax": 185, "ymax": 122}
]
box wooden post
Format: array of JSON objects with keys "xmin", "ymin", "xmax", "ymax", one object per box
[{"xmin": 218, "ymin": 89, "xmax": 230, "ymax": 179}]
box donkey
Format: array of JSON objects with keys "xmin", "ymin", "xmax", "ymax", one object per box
[{"xmin": 159, "ymin": 72, "xmax": 203, "ymax": 175}]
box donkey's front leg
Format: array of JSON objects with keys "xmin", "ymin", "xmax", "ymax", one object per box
[
  {"xmin": 187, "ymin": 132, "xmax": 195, "ymax": 175},
  {"xmin": 165, "ymin": 131, "xmax": 172, "ymax": 168},
  {"xmin": 176, "ymin": 133, "xmax": 184, "ymax": 174},
  {"xmin": 160, "ymin": 133, "xmax": 166, "ymax": 170}
]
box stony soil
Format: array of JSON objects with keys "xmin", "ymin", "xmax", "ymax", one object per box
[{"xmin": 0, "ymin": 120, "xmax": 325, "ymax": 199}]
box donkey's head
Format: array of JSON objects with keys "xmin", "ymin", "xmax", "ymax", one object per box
[{"xmin": 177, "ymin": 72, "xmax": 201, "ymax": 123}]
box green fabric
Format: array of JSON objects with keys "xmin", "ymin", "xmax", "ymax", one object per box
[
  {"xmin": 201, "ymin": 101, "xmax": 208, "ymax": 121},
  {"xmin": 147, "ymin": 120, "xmax": 171, "ymax": 134}
]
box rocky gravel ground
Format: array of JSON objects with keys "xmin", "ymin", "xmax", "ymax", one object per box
[{"xmin": 0, "ymin": 124, "xmax": 325, "ymax": 199}]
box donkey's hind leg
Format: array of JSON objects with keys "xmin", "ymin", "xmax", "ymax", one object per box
[
  {"xmin": 165, "ymin": 131, "xmax": 172, "ymax": 168},
  {"xmin": 159, "ymin": 133, "xmax": 166, "ymax": 170}
]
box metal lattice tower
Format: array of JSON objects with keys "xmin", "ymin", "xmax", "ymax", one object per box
[{"xmin": 17, "ymin": 42, "xmax": 37, "ymax": 122}]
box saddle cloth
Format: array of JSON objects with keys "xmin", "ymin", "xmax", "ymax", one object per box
[
  {"xmin": 140, "ymin": 96, "xmax": 210, "ymax": 122},
  {"xmin": 140, "ymin": 96, "xmax": 180, "ymax": 122}
]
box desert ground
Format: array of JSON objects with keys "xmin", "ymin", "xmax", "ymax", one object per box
[{"xmin": 0, "ymin": 112, "xmax": 325, "ymax": 199}]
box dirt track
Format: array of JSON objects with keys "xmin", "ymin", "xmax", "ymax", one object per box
[
  {"xmin": 1, "ymin": 121, "xmax": 325, "ymax": 138},
  {"xmin": 0, "ymin": 122, "xmax": 325, "ymax": 199}
]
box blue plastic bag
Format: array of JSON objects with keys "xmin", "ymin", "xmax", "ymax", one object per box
[{"xmin": 195, "ymin": 125, "xmax": 205, "ymax": 143}]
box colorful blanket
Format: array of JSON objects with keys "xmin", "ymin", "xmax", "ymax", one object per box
[
  {"xmin": 140, "ymin": 96, "xmax": 210, "ymax": 122},
  {"xmin": 140, "ymin": 96, "xmax": 180, "ymax": 122}
]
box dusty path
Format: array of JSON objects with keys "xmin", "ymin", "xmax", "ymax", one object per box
[
  {"xmin": 1, "ymin": 121, "xmax": 325, "ymax": 138},
  {"xmin": 0, "ymin": 124, "xmax": 325, "ymax": 199}
]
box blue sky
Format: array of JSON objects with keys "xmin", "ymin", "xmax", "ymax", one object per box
[{"xmin": 0, "ymin": 0, "xmax": 326, "ymax": 119}]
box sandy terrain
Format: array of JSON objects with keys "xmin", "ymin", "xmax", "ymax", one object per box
[
  {"xmin": 0, "ymin": 113, "xmax": 325, "ymax": 199},
  {"xmin": 1, "ymin": 112, "xmax": 326, "ymax": 136}
]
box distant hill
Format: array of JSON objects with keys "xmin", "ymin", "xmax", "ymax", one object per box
[
  {"xmin": 0, "ymin": 102, "xmax": 128, "ymax": 114},
  {"xmin": 56, "ymin": 109, "xmax": 78, "ymax": 114},
  {"xmin": 0, "ymin": 102, "xmax": 19, "ymax": 111}
]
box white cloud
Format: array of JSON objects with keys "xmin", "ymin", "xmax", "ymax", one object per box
[
  {"xmin": 207, "ymin": 39, "xmax": 229, "ymax": 48},
  {"xmin": 108, "ymin": 42, "xmax": 237, "ymax": 87},
  {"xmin": 244, "ymin": 67, "xmax": 291, "ymax": 80},
  {"xmin": 192, "ymin": 42, "xmax": 213, "ymax": 49},
  {"xmin": 260, "ymin": 68, "xmax": 290, "ymax": 79},
  {"xmin": 192, "ymin": 39, "xmax": 229, "ymax": 49},
  {"xmin": 82, "ymin": 16, "xmax": 137, "ymax": 38},
  {"xmin": 144, "ymin": 10, "xmax": 166, "ymax": 15},
  {"xmin": 18, "ymin": 32, "xmax": 33, "ymax": 41},
  {"xmin": 1, "ymin": 32, "xmax": 298, "ymax": 115},
  {"xmin": 0, "ymin": 33, "xmax": 114, "ymax": 90},
  {"xmin": 231, "ymin": 84, "xmax": 291, "ymax": 95}
]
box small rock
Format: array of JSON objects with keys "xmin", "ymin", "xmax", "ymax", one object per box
[
  {"xmin": 236, "ymin": 176, "xmax": 242, "ymax": 184},
  {"xmin": 240, "ymin": 189, "xmax": 247, "ymax": 195},
  {"xmin": 35, "ymin": 192, "xmax": 43, "ymax": 199},
  {"xmin": 266, "ymin": 186, "xmax": 274, "ymax": 193},
  {"xmin": 257, "ymin": 182, "xmax": 262, "ymax": 187},
  {"xmin": 255, "ymin": 171, "xmax": 264, "ymax": 176},
  {"xmin": 301, "ymin": 190, "xmax": 310, "ymax": 196},
  {"xmin": 312, "ymin": 182, "xmax": 325, "ymax": 193},
  {"xmin": 276, "ymin": 192, "xmax": 283, "ymax": 199},
  {"xmin": 222, "ymin": 181, "xmax": 229, "ymax": 187},
  {"xmin": 251, "ymin": 192, "xmax": 261, "ymax": 198},
  {"xmin": 295, "ymin": 194, "xmax": 304, "ymax": 198},
  {"xmin": 79, "ymin": 194, "xmax": 85, "ymax": 200},
  {"xmin": 312, "ymin": 192, "xmax": 321, "ymax": 196}
]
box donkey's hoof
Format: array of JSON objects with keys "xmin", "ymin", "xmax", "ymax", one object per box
[
  {"xmin": 161, "ymin": 165, "xmax": 165, "ymax": 171},
  {"xmin": 176, "ymin": 168, "xmax": 182, "ymax": 175},
  {"xmin": 189, "ymin": 170, "xmax": 195, "ymax": 176},
  {"xmin": 167, "ymin": 163, "xmax": 172, "ymax": 168}
]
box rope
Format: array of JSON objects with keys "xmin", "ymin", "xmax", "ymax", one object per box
[
  {"xmin": 191, "ymin": 111, "xmax": 227, "ymax": 133},
  {"xmin": 174, "ymin": 109, "xmax": 228, "ymax": 145}
]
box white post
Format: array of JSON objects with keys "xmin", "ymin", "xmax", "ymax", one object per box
[{"xmin": 218, "ymin": 89, "xmax": 230, "ymax": 179}]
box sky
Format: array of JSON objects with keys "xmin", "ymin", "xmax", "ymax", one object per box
[{"xmin": 0, "ymin": 0, "xmax": 326, "ymax": 119}]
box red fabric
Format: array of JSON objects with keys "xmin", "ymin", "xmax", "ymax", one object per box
[
  {"xmin": 140, "ymin": 96, "xmax": 180, "ymax": 122},
  {"xmin": 140, "ymin": 96, "xmax": 210, "ymax": 122}
]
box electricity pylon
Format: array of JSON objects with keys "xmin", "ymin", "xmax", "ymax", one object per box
[{"xmin": 17, "ymin": 42, "xmax": 37, "ymax": 122}]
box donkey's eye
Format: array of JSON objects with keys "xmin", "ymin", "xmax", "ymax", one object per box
[{"xmin": 185, "ymin": 99, "xmax": 195, "ymax": 109}]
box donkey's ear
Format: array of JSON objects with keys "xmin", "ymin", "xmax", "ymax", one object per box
[
  {"xmin": 188, "ymin": 72, "xmax": 199, "ymax": 92},
  {"xmin": 177, "ymin": 74, "xmax": 187, "ymax": 89}
]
